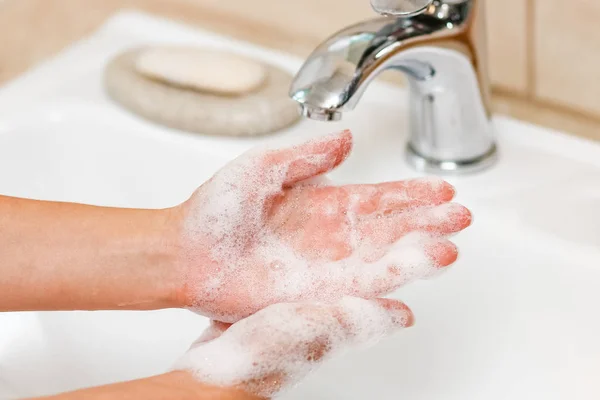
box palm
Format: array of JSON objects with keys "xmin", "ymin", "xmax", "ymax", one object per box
[{"xmin": 267, "ymin": 181, "xmax": 465, "ymax": 261}]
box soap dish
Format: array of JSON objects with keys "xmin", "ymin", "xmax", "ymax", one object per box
[{"xmin": 103, "ymin": 47, "xmax": 301, "ymax": 137}]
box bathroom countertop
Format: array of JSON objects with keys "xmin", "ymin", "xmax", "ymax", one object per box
[{"xmin": 1, "ymin": 0, "xmax": 599, "ymax": 142}]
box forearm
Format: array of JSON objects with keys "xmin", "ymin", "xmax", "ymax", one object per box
[
  {"xmin": 30, "ymin": 371, "xmax": 263, "ymax": 400},
  {"xmin": 0, "ymin": 195, "xmax": 185, "ymax": 311}
]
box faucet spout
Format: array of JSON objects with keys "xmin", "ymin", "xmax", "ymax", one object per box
[{"xmin": 289, "ymin": 0, "xmax": 497, "ymax": 174}]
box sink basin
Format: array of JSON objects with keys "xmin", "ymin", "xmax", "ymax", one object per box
[{"xmin": 1, "ymin": 11, "xmax": 599, "ymax": 400}]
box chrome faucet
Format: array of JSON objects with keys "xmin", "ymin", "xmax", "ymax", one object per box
[{"xmin": 289, "ymin": 0, "xmax": 497, "ymax": 174}]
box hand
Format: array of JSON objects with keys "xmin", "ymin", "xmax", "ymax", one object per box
[
  {"xmin": 174, "ymin": 296, "xmax": 415, "ymax": 398},
  {"xmin": 174, "ymin": 130, "xmax": 471, "ymax": 322}
]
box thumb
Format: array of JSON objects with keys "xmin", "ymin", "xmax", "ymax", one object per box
[
  {"xmin": 191, "ymin": 321, "xmax": 232, "ymax": 347},
  {"xmin": 261, "ymin": 130, "xmax": 353, "ymax": 188}
]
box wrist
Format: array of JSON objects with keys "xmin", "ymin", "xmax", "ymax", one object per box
[
  {"xmin": 156, "ymin": 371, "xmax": 264, "ymax": 400},
  {"xmin": 147, "ymin": 206, "xmax": 188, "ymax": 309},
  {"xmin": 162, "ymin": 198, "xmax": 216, "ymax": 311}
]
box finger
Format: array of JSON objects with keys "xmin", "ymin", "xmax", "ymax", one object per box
[
  {"xmin": 262, "ymin": 130, "xmax": 353, "ymax": 187},
  {"xmin": 340, "ymin": 177, "xmax": 456, "ymax": 215},
  {"xmin": 334, "ymin": 297, "xmax": 415, "ymax": 344},
  {"xmin": 382, "ymin": 237, "xmax": 458, "ymax": 282},
  {"xmin": 377, "ymin": 236, "xmax": 458, "ymax": 295},
  {"xmin": 373, "ymin": 298, "xmax": 416, "ymax": 328},
  {"xmin": 424, "ymin": 239, "xmax": 458, "ymax": 268},
  {"xmin": 405, "ymin": 203, "xmax": 472, "ymax": 234},
  {"xmin": 359, "ymin": 202, "xmax": 472, "ymax": 246}
]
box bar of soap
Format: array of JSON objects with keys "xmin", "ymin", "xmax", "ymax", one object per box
[{"xmin": 135, "ymin": 47, "xmax": 267, "ymax": 95}]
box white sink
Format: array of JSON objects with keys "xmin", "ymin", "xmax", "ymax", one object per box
[{"xmin": 0, "ymin": 11, "xmax": 599, "ymax": 400}]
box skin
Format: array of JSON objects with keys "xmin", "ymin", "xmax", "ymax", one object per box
[
  {"xmin": 0, "ymin": 195, "xmax": 180, "ymax": 312},
  {"xmin": 176, "ymin": 297, "xmax": 416, "ymax": 398},
  {"xmin": 30, "ymin": 372, "xmax": 263, "ymax": 400},
  {"xmin": 0, "ymin": 130, "xmax": 472, "ymax": 399}
]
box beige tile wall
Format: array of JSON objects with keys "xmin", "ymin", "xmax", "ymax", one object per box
[
  {"xmin": 534, "ymin": 0, "xmax": 600, "ymax": 117},
  {"xmin": 486, "ymin": 0, "xmax": 529, "ymax": 94}
]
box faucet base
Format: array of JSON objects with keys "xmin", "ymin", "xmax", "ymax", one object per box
[{"xmin": 406, "ymin": 143, "xmax": 498, "ymax": 175}]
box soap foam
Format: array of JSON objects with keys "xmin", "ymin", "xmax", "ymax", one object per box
[
  {"xmin": 174, "ymin": 296, "xmax": 411, "ymax": 398},
  {"xmin": 181, "ymin": 131, "xmax": 461, "ymax": 322}
]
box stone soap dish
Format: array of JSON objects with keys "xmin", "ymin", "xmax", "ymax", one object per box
[{"xmin": 104, "ymin": 46, "xmax": 301, "ymax": 137}]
